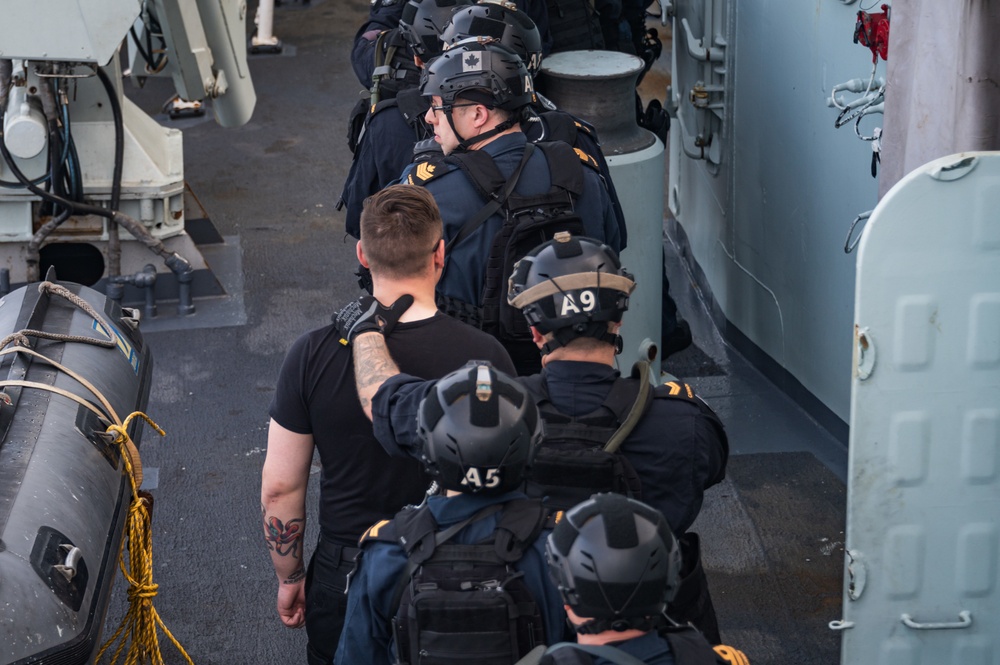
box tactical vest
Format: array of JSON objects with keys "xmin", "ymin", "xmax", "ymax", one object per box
[
  {"xmin": 546, "ymin": 0, "xmax": 605, "ymax": 52},
  {"xmin": 347, "ymin": 84, "xmax": 430, "ymax": 156},
  {"xmin": 518, "ymin": 371, "xmax": 651, "ymax": 511},
  {"xmin": 361, "ymin": 500, "xmax": 553, "ymax": 665},
  {"xmin": 346, "ymin": 27, "xmax": 423, "ymax": 154},
  {"xmin": 413, "ymin": 141, "xmax": 594, "ymax": 365},
  {"xmin": 519, "ymin": 371, "xmax": 728, "ymax": 644},
  {"xmin": 338, "ymin": 86, "xmax": 431, "ymax": 217}
]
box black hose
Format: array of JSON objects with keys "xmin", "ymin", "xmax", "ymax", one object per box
[
  {"xmin": 95, "ymin": 67, "xmax": 124, "ymax": 277},
  {"xmin": 1, "ymin": 68, "xmax": 195, "ymax": 312},
  {"xmin": 1, "ymin": 119, "xmax": 111, "ymax": 218},
  {"xmin": 2, "ymin": 115, "xmax": 193, "ymax": 266}
]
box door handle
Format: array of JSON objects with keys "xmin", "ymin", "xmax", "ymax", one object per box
[{"xmin": 901, "ymin": 611, "xmax": 972, "ymax": 630}]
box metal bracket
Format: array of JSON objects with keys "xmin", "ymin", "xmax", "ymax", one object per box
[{"xmin": 855, "ymin": 326, "xmax": 876, "ymax": 380}]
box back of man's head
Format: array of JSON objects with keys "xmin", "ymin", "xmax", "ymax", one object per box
[{"xmin": 360, "ymin": 185, "xmax": 443, "ymax": 280}]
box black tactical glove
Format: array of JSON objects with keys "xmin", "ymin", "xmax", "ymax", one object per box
[{"xmin": 333, "ymin": 294, "xmax": 414, "ymax": 345}]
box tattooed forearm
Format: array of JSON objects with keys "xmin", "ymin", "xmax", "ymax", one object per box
[
  {"xmin": 353, "ymin": 333, "xmax": 400, "ymax": 420},
  {"xmin": 283, "ymin": 568, "xmax": 306, "ymax": 584},
  {"xmin": 262, "ymin": 504, "xmax": 305, "ymax": 559}
]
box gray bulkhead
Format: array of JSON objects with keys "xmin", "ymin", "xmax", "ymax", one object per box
[{"xmin": 667, "ymin": 0, "xmax": 881, "ymax": 435}]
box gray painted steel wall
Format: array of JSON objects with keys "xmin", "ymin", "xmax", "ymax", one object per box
[{"xmin": 668, "ymin": 0, "xmax": 881, "ymax": 423}]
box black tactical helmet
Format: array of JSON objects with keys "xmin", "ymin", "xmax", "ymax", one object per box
[
  {"xmin": 420, "ymin": 40, "xmax": 535, "ymax": 111},
  {"xmin": 417, "ymin": 361, "xmax": 541, "ymax": 495},
  {"xmin": 399, "ymin": 0, "xmax": 475, "ymax": 60},
  {"xmin": 508, "ymin": 233, "xmax": 635, "ymax": 354},
  {"xmin": 441, "ymin": 1, "xmax": 544, "ymax": 75},
  {"xmin": 546, "ymin": 493, "xmax": 682, "ymax": 633}
]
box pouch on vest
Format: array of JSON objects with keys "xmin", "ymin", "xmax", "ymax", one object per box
[
  {"xmin": 546, "ymin": 0, "xmax": 605, "ymax": 52},
  {"xmin": 665, "ymin": 532, "xmax": 721, "ymax": 645},
  {"xmin": 390, "ymin": 500, "xmax": 549, "ymax": 665},
  {"xmin": 346, "ymin": 27, "xmax": 421, "ymax": 154},
  {"xmin": 519, "ymin": 372, "xmax": 650, "ymax": 511},
  {"xmin": 346, "ymin": 97, "xmax": 370, "ymax": 155}
]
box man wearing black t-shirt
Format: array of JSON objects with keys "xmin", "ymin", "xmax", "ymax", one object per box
[{"xmin": 260, "ymin": 185, "xmax": 514, "ymax": 665}]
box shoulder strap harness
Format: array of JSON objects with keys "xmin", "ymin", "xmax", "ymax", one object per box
[{"xmin": 385, "ymin": 499, "xmax": 551, "ymax": 612}]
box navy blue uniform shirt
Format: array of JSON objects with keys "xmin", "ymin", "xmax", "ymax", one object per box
[{"xmin": 403, "ymin": 133, "xmax": 621, "ymax": 308}]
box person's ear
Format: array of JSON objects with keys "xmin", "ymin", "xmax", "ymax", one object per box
[
  {"xmin": 433, "ymin": 238, "xmax": 445, "ymax": 269},
  {"xmin": 356, "ymin": 241, "xmax": 370, "ymax": 268},
  {"xmin": 530, "ymin": 326, "xmax": 546, "ymax": 348},
  {"xmin": 472, "ymin": 104, "xmax": 491, "ymax": 128}
]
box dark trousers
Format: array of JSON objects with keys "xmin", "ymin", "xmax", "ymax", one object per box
[{"xmin": 305, "ymin": 534, "xmax": 361, "ymax": 665}]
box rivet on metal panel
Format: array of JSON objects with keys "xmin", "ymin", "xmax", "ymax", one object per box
[
  {"xmin": 930, "ymin": 156, "xmax": 978, "ymax": 182},
  {"xmin": 855, "ymin": 326, "xmax": 876, "ymax": 380},
  {"xmin": 846, "ymin": 548, "xmax": 866, "ymax": 599},
  {"xmin": 901, "ymin": 611, "xmax": 972, "ymax": 630}
]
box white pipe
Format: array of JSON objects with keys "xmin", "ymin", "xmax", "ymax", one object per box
[{"xmin": 251, "ymin": 0, "xmax": 280, "ymax": 49}]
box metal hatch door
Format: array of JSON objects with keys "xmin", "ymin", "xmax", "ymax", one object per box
[{"xmin": 839, "ymin": 152, "xmax": 1000, "ymax": 663}]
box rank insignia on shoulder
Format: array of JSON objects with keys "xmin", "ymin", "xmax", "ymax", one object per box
[
  {"xmin": 359, "ymin": 519, "xmax": 391, "ymax": 544},
  {"xmin": 414, "ymin": 161, "xmax": 437, "ymax": 182},
  {"xmin": 663, "ymin": 380, "xmax": 696, "ymax": 399},
  {"xmin": 573, "ymin": 147, "xmax": 599, "ymax": 170}
]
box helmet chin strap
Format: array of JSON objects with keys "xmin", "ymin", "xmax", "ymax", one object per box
[
  {"xmin": 445, "ymin": 107, "xmax": 518, "ymax": 151},
  {"xmin": 541, "ymin": 324, "xmax": 620, "ymax": 356},
  {"xmin": 572, "ymin": 614, "xmax": 662, "ymax": 635}
]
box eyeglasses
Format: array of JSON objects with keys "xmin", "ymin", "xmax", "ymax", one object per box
[{"xmin": 429, "ymin": 102, "xmax": 479, "ymax": 116}]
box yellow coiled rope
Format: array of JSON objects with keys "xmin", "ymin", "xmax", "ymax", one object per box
[{"xmin": 96, "ymin": 412, "xmax": 195, "ymax": 665}]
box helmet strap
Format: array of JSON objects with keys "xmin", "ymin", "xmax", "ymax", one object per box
[
  {"xmin": 542, "ymin": 323, "xmax": 620, "ymax": 355},
  {"xmin": 573, "ymin": 615, "xmax": 661, "ymax": 635},
  {"xmin": 455, "ymin": 114, "xmax": 518, "ymax": 150}
]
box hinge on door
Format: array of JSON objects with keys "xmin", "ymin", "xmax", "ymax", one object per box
[
  {"xmin": 828, "ymin": 549, "xmax": 866, "ymax": 631},
  {"xmin": 855, "ymin": 326, "xmax": 876, "ymax": 380},
  {"xmin": 846, "ymin": 548, "xmax": 867, "ymax": 599}
]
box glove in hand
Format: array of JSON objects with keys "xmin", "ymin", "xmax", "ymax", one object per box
[{"xmin": 334, "ymin": 294, "xmax": 414, "ymax": 345}]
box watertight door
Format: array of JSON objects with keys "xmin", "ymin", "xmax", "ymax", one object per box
[{"xmin": 839, "ymin": 152, "xmax": 1000, "ymax": 663}]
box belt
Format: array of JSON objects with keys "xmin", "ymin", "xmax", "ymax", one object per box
[{"xmin": 318, "ymin": 531, "xmax": 362, "ymax": 563}]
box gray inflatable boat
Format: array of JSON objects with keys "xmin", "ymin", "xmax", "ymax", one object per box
[{"xmin": 0, "ymin": 279, "xmax": 153, "ymax": 664}]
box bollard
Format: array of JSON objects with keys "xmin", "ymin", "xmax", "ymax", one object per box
[{"xmin": 539, "ymin": 51, "xmax": 664, "ymax": 379}]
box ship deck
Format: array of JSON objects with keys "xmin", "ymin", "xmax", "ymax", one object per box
[{"xmin": 103, "ymin": 2, "xmax": 848, "ymax": 663}]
